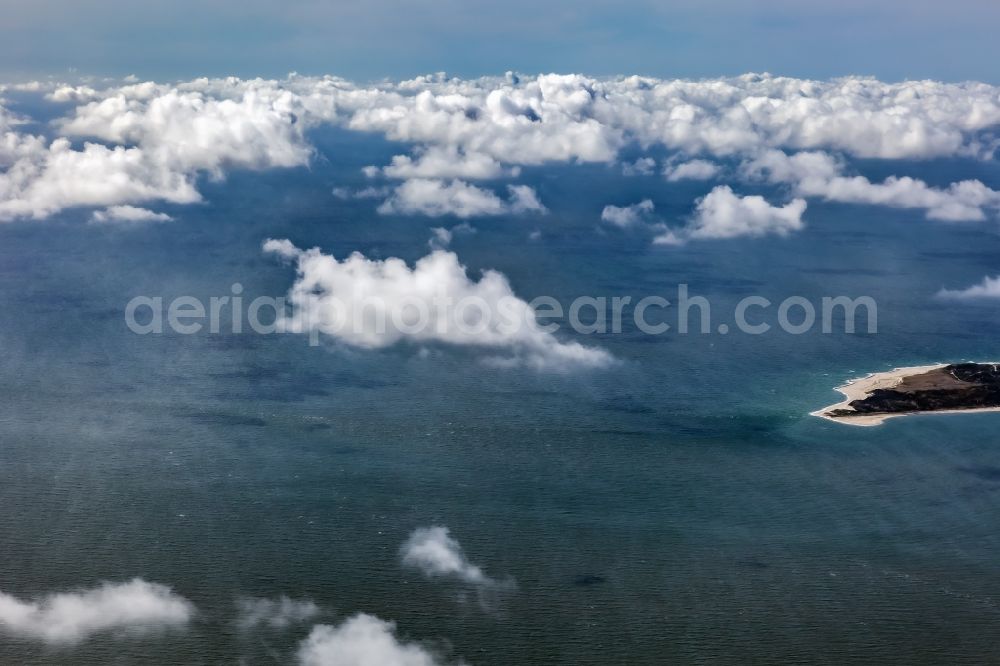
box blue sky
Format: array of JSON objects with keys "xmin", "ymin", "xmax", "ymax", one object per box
[{"xmin": 2, "ymin": 0, "xmax": 1000, "ymax": 82}]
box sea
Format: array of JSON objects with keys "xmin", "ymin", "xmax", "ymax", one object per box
[{"xmin": 1, "ymin": 125, "xmax": 999, "ymax": 664}]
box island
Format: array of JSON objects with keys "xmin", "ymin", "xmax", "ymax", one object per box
[{"xmin": 812, "ymin": 362, "xmax": 1000, "ymax": 426}]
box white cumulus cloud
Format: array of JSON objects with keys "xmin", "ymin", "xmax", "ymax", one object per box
[
  {"xmin": 298, "ymin": 614, "xmax": 454, "ymax": 666},
  {"xmin": 936, "ymin": 275, "xmax": 1000, "ymax": 300},
  {"xmin": 377, "ymin": 179, "xmax": 544, "ymax": 218},
  {"xmin": 56, "ymin": 83, "xmax": 312, "ymax": 175},
  {"xmin": 428, "ymin": 222, "xmax": 476, "ymax": 250},
  {"xmin": 90, "ymin": 205, "xmax": 172, "ymax": 224},
  {"xmin": 744, "ymin": 150, "xmax": 1000, "ymax": 222},
  {"xmin": 601, "ymin": 199, "xmax": 656, "ymax": 228},
  {"xmin": 663, "ymin": 159, "xmax": 720, "ymax": 182},
  {"xmin": 333, "ymin": 186, "xmax": 392, "ymax": 200},
  {"xmin": 0, "ymin": 81, "xmax": 313, "ymax": 221},
  {"xmin": 621, "ymin": 157, "xmax": 656, "ymax": 176},
  {"xmin": 262, "ymin": 239, "xmax": 611, "ymax": 370},
  {"xmin": 686, "ymin": 185, "xmax": 807, "ymax": 240},
  {"xmin": 506, "ymin": 184, "xmax": 547, "ymax": 214},
  {"xmin": 380, "ymin": 147, "xmax": 516, "ymax": 181},
  {"xmin": 0, "ymin": 579, "xmax": 194, "ymax": 645},
  {"xmin": 400, "ymin": 526, "xmax": 494, "ymax": 586},
  {"xmin": 5, "ymin": 72, "xmax": 1000, "ymax": 223},
  {"xmin": 0, "ymin": 138, "xmax": 201, "ymax": 220}
]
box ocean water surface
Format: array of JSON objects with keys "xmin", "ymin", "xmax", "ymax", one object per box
[{"xmin": 1, "ymin": 128, "xmax": 999, "ymax": 664}]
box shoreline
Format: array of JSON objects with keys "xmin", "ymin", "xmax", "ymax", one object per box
[{"xmin": 810, "ymin": 363, "xmax": 1000, "ymax": 427}]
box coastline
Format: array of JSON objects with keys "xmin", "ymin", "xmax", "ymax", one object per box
[{"xmin": 810, "ymin": 363, "xmax": 1000, "ymax": 427}]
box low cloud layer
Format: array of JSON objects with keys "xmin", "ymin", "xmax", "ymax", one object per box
[
  {"xmin": 744, "ymin": 150, "xmax": 1000, "ymax": 222},
  {"xmin": 0, "ymin": 579, "xmax": 194, "ymax": 645},
  {"xmin": 2, "ymin": 72, "xmax": 1000, "ymax": 225},
  {"xmin": 263, "ymin": 239, "xmax": 611, "ymax": 370},
  {"xmin": 1, "ymin": 80, "xmax": 310, "ymax": 220},
  {"xmin": 298, "ymin": 614, "xmax": 453, "ymax": 666}
]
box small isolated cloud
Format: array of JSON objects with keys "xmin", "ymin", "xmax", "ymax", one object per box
[
  {"xmin": 651, "ymin": 229, "xmax": 685, "ymax": 246},
  {"xmin": 401, "ymin": 527, "xmax": 494, "ymax": 586},
  {"xmin": 263, "ymin": 240, "xmax": 610, "ymax": 370},
  {"xmin": 236, "ymin": 596, "xmax": 320, "ymax": 630},
  {"xmin": 506, "ymin": 184, "xmax": 547, "ymax": 214},
  {"xmin": 429, "ymin": 227, "xmax": 453, "ymax": 249},
  {"xmin": 686, "ymin": 185, "xmax": 807, "ymax": 240},
  {"xmin": 90, "ymin": 205, "xmax": 172, "ymax": 224},
  {"xmin": 663, "ymin": 159, "xmax": 720, "ymax": 182},
  {"xmin": 429, "ymin": 222, "xmax": 476, "ymax": 250},
  {"xmin": 0, "ymin": 579, "xmax": 194, "ymax": 645},
  {"xmin": 936, "ymin": 275, "xmax": 1000, "ymax": 300},
  {"xmin": 333, "ymin": 186, "xmax": 392, "ymax": 200},
  {"xmin": 298, "ymin": 614, "xmax": 454, "ymax": 666},
  {"xmin": 601, "ymin": 199, "xmax": 655, "ymax": 228},
  {"xmin": 262, "ymin": 237, "xmax": 301, "ymax": 261},
  {"xmin": 377, "ymin": 179, "xmax": 544, "ymax": 218},
  {"xmin": 621, "ymin": 157, "xmax": 656, "ymax": 176},
  {"xmin": 600, "ymin": 199, "xmax": 680, "ymax": 244}
]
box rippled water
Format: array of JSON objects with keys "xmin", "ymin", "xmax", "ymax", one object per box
[{"xmin": 1, "ymin": 130, "xmax": 999, "ymax": 663}]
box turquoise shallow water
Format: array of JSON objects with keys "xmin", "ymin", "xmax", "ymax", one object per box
[{"xmin": 1, "ymin": 130, "xmax": 1000, "ymax": 663}]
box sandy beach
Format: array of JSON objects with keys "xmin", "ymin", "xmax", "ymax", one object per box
[{"xmin": 810, "ymin": 363, "xmax": 1000, "ymax": 426}]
